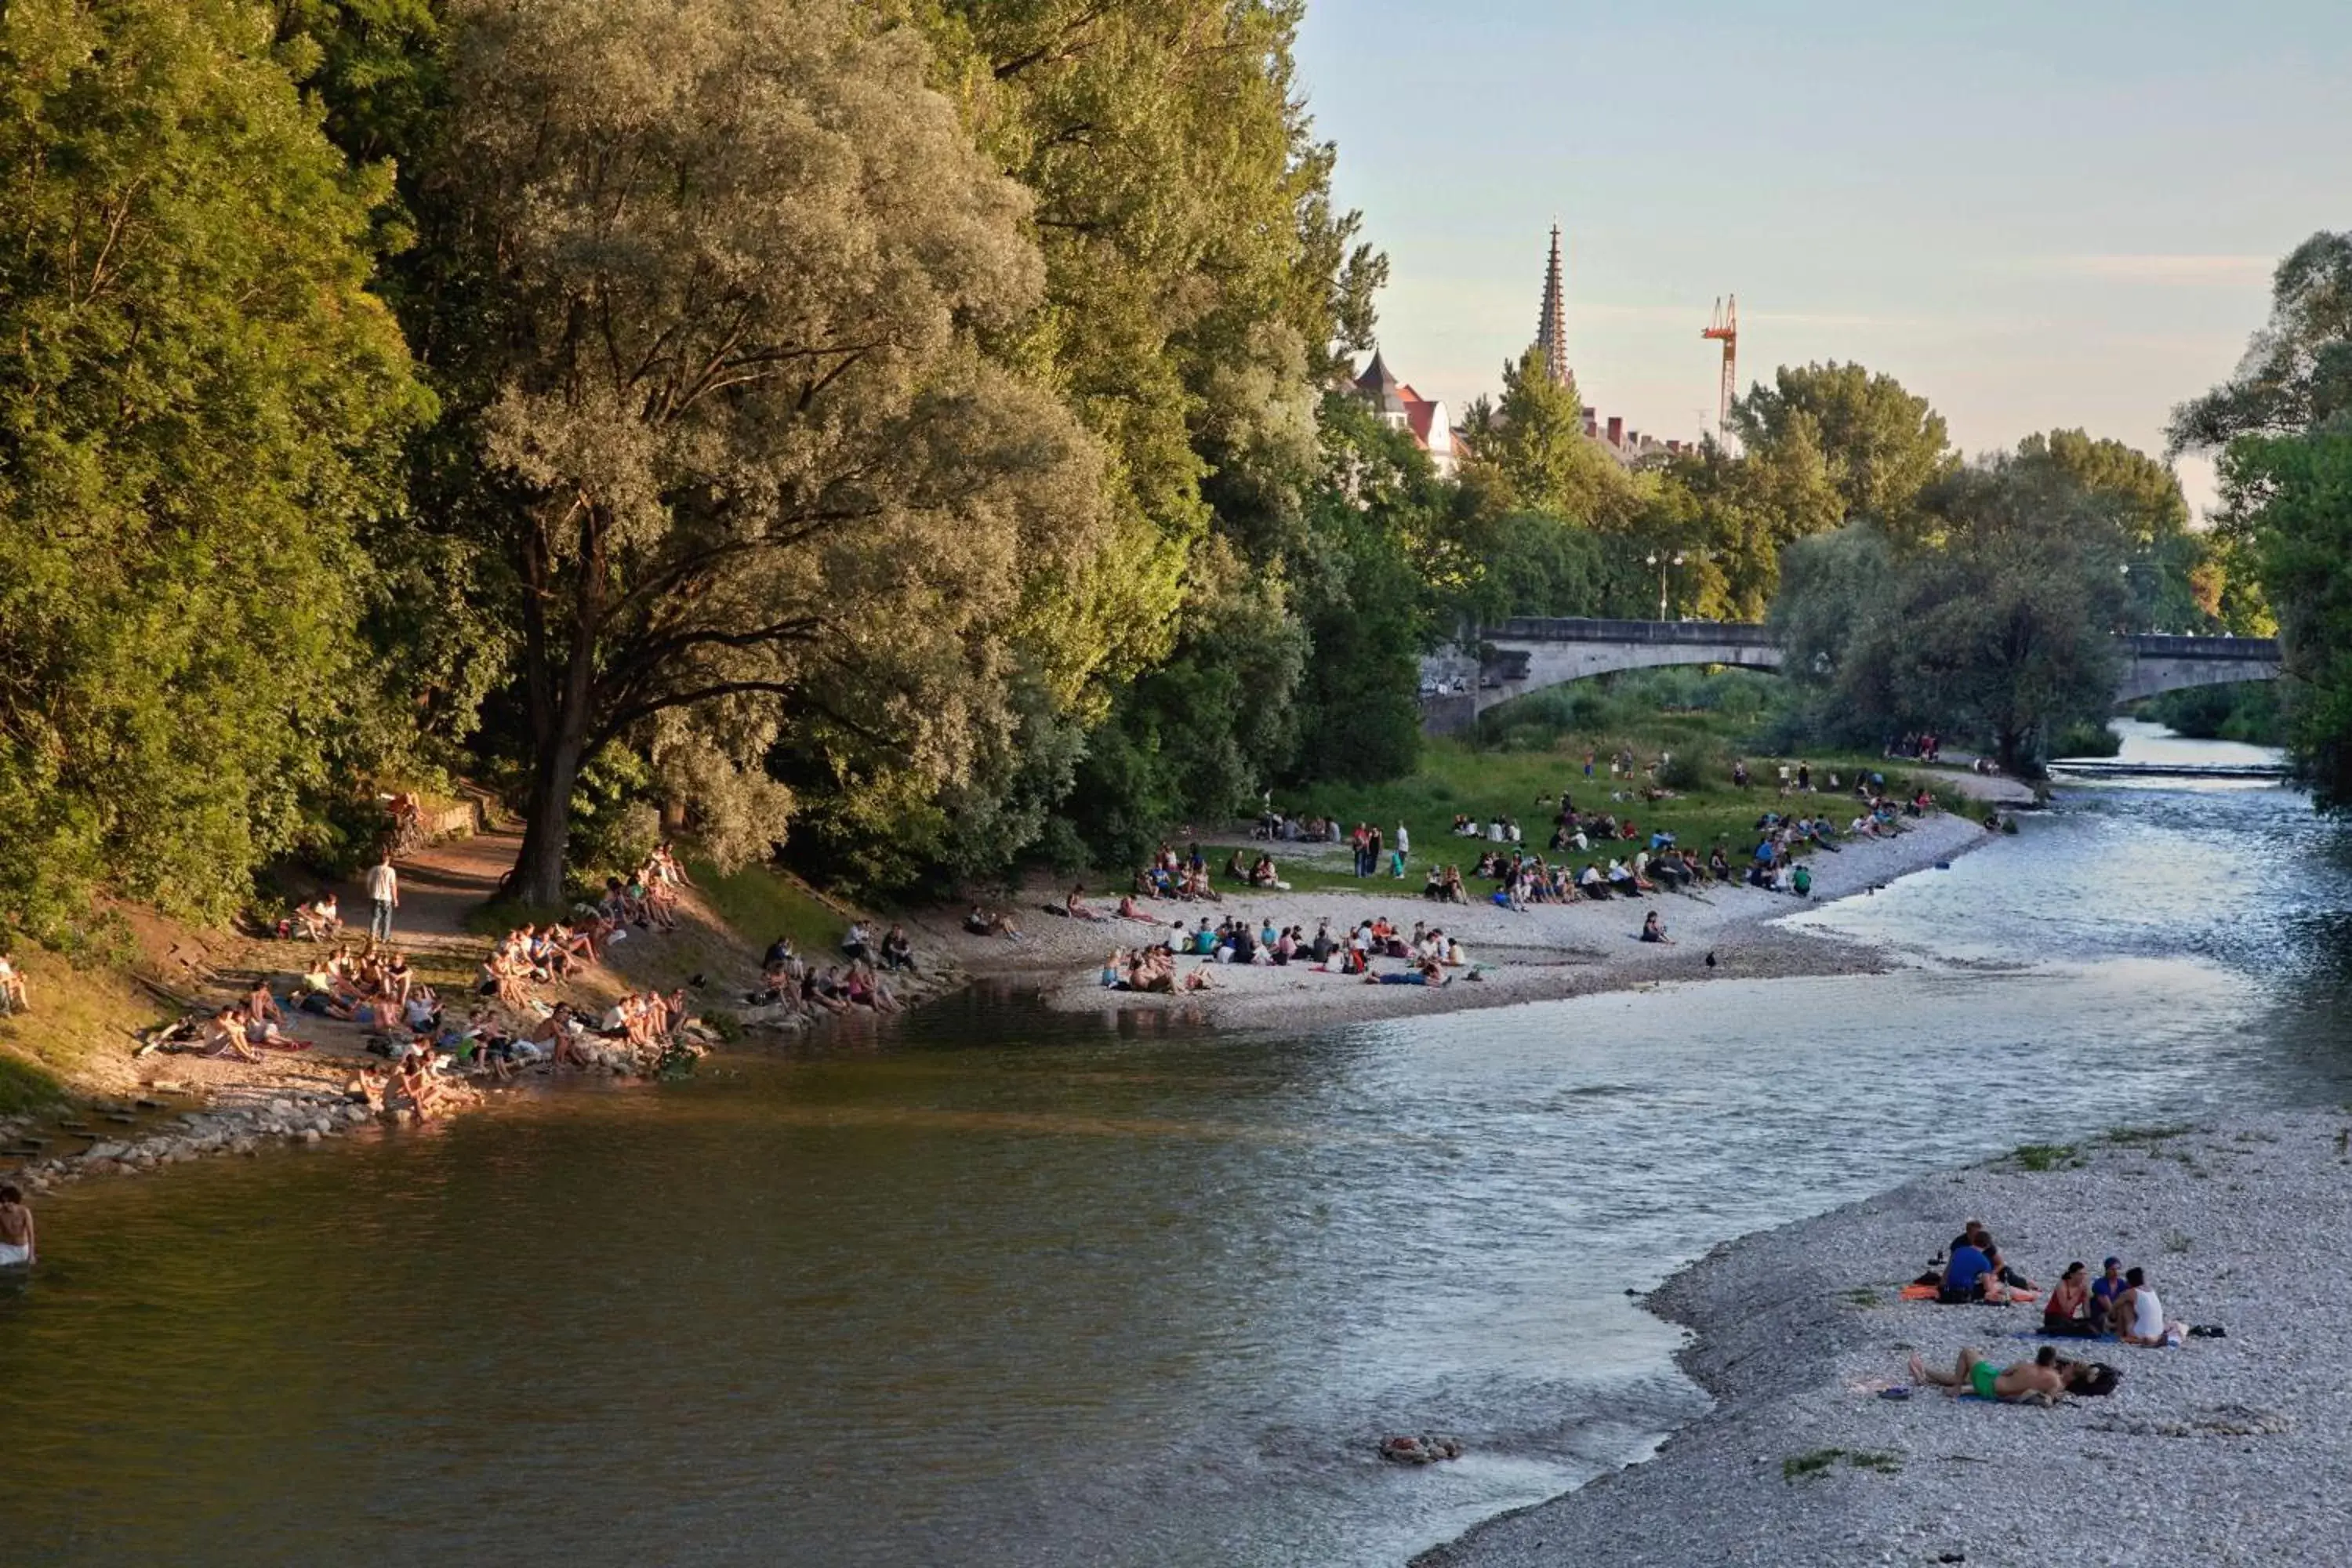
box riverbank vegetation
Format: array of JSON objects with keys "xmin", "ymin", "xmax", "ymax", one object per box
[
  {"xmin": 2169, "ymin": 230, "xmax": 2352, "ymax": 808},
  {"xmin": 0, "ymin": 0, "xmax": 2281, "ymax": 997}
]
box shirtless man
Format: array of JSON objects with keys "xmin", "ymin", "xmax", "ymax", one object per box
[
  {"xmin": 0, "ymin": 1183, "xmax": 34, "ymax": 1267},
  {"xmin": 1910, "ymin": 1345, "xmax": 2106, "ymax": 1403}
]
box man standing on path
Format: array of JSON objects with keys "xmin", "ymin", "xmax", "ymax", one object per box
[
  {"xmin": 366, "ymin": 850, "xmax": 400, "ymax": 947},
  {"xmin": 0, "ymin": 1183, "xmax": 36, "ymax": 1267}
]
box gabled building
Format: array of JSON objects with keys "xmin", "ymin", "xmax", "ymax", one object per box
[{"xmin": 1352, "ymin": 350, "xmax": 1458, "ymax": 477}]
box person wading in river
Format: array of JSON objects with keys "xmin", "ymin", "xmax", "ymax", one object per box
[{"xmin": 0, "ymin": 1183, "xmax": 36, "ymax": 1268}]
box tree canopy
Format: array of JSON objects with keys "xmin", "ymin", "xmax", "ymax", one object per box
[
  {"xmin": 1772, "ymin": 451, "xmax": 2132, "ymax": 771},
  {"xmin": 0, "ymin": 0, "xmax": 426, "ymax": 935},
  {"xmin": 2175, "ymin": 230, "xmax": 2352, "ymax": 809}
]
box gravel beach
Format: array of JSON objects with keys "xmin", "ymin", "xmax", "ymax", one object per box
[
  {"xmin": 1420, "ymin": 1113, "xmax": 2352, "ymax": 1567},
  {"xmin": 925, "ymin": 809, "xmax": 1995, "ymax": 1030}
]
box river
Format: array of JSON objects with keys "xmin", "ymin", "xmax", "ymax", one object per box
[{"xmin": 5, "ymin": 724, "xmax": 2348, "ymax": 1566}]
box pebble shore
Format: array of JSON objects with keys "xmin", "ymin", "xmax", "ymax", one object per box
[
  {"xmin": 0, "ymin": 1085, "xmax": 383, "ymax": 1196},
  {"xmin": 932, "ymin": 811, "xmax": 1998, "ymax": 1032},
  {"xmin": 1420, "ymin": 1113, "xmax": 2352, "ymax": 1567}
]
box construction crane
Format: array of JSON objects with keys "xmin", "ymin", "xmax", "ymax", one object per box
[{"xmin": 1700, "ymin": 295, "xmax": 1738, "ymax": 441}]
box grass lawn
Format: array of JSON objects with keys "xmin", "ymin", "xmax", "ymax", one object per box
[
  {"xmin": 1189, "ymin": 732, "xmax": 1950, "ymax": 895},
  {"xmin": 691, "ymin": 859, "xmax": 855, "ymax": 956},
  {"xmin": 0, "ymin": 946, "xmax": 172, "ymax": 1115}
]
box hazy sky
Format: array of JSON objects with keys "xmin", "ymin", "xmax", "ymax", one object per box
[{"xmin": 1293, "ymin": 0, "xmax": 2351, "ymax": 514}]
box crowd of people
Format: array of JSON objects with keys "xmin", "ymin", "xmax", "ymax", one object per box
[
  {"xmin": 743, "ymin": 928, "xmax": 913, "ymax": 1018},
  {"xmin": 1098, "ymin": 913, "xmax": 1470, "ymax": 992},
  {"xmin": 1902, "ymin": 1213, "xmax": 2216, "ymax": 1406}
]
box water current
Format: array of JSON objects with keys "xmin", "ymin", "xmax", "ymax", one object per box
[{"xmin": 5, "ymin": 723, "xmax": 2349, "ymax": 1566}]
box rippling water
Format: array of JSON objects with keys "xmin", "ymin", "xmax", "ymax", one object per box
[{"xmin": 4, "ymin": 731, "xmax": 2349, "ymax": 1566}]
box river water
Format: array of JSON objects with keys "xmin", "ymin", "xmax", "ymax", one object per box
[{"xmin": 5, "ymin": 726, "xmax": 2348, "ymax": 1566}]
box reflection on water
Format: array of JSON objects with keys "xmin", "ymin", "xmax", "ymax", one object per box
[{"xmin": 3, "ymin": 735, "xmax": 2350, "ymax": 1567}]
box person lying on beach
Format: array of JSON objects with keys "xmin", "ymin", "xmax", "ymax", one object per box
[
  {"xmin": 1365, "ymin": 959, "xmax": 1449, "ymax": 987},
  {"xmin": 1910, "ymin": 1345, "xmax": 2115, "ymax": 1403}
]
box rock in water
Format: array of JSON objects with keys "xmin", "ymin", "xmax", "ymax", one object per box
[{"xmin": 1379, "ymin": 1433, "xmax": 1465, "ymax": 1464}]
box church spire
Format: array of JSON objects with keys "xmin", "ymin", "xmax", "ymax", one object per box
[{"xmin": 1534, "ymin": 223, "xmax": 1570, "ymax": 387}]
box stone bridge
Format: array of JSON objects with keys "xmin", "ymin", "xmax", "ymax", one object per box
[{"xmin": 1421, "ymin": 618, "xmax": 2281, "ymax": 734}]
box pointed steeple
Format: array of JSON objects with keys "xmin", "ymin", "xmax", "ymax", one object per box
[
  {"xmin": 1534, "ymin": 224, "xmax": 1570, "ymax": 387},
  {"xmin": 1356, "ymin": 348, "xmax": 1406, "ymax": 416}
]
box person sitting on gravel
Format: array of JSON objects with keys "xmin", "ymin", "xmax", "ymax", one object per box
[
  {"xmin": 2042, "ymin": 1262, "xmax": 2100, "ymax": 1336},
  {"xmin": 1063, "ymin": 886, "xmax": 1103, "ymax": 921},
  {"xmin": 880, "ymin": 924, "xmax": 917, "ymax": 971},
  {"xmin": 2092, "ymin": 1257, "xmax": 2128, "ymax": 1316},
  {"xmin": 1910, "ymin": 1345, "xmax": 2116, "ymax": 1403},
  {"xmin": 1936, "ymin": 1233, "xmax": 2016, "ymax": 1304},
  {"xmin": 202, "ymin": 1005, "xmax": 262, "ymax": 1063},
  {"xmin": 2111, "ymin": 1267, "xmax": 2183, "ymax": 1346},
  {"xmin": 1639, "ymin": 911, "xmax": 1675, "ymax": 945}
]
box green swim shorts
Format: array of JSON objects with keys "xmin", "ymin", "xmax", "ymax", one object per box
[{"xmin": 1969, "ymin": 1359, "xmax": 2000, "ymax": 1399}]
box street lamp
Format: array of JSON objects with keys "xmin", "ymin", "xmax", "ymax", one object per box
[{"xmin": 1646, "ymin": 552, "xmax": 1687, "ymax": 621}]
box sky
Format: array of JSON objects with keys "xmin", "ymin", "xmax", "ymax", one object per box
[{"xmin": 1292, "ymin": 0, "xmax": 2352, "ymax": 516}]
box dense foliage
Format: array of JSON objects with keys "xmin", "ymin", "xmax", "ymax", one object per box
[
  {"xmin": 2171, "ymin": 231, "xmax": 2352, "ymax": 810},
  {"xmin": 0, "ymin": 0, "xmax": 2295, "ymax": 938},
  {"xmin": 0, "ymin": 0, "xmax": 427, "ymax": 935},
  {"xmin": 1770, "ymin": 451, "xmax": 2149, "ymax": 771}
]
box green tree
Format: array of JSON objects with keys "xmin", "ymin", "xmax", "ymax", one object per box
[
  {"xmin": 2170, "ymin": 230, "xmax": 2352, "ymax": 806},
  {"xmin": 2215, "ymin": 431, "xmax": 2352, "ymax": 807},
  {"xmin": 408, "ymin": 0, "xmax": 1109, "ymax": 904},
  {"xmin": 1733, "ymin": 361, "xmax": 1955, "ymax": 524},
  {"xmin": 1287, "ymin": 395, "xmax": 1446, "ymax": 783},
  {"xmin": 2168, "ymin": 233, "xmax": 2352, "ymax": 450},
  {"xmin": 0, "ymin": 0, "xmax": 427, "ymax": 935},
  {"xmin": 1775, "ymin": 460, "xmax": 2129, "ymax": 771},
  {"xmin": 2012, "ymin": 429, "xmax": 2209, "ymax": 631},
  {"xmin": 1458, "ymin": 350, "xmax": 1640, "ymax": 530}
]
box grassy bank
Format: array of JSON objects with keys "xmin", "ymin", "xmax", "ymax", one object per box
[{"xmin": 1209, "ymin": 669, "xmax": 1955, "ymax": 892}]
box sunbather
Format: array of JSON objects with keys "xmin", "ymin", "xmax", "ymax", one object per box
[{"xmin": 1909, "ymin": 1345, "xmax": 2115, "ymax": 1403}]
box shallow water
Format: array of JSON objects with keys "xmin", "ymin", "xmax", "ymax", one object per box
[{"xmin": 4, "ymin": 733, "xmax": 2348, "ymax": 1567}]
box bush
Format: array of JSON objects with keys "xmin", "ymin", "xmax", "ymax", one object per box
[
  {"xmin": 2050, "ymin": 720, "xmax": 2122, "ymax": 759},
  {"xmin": 1658, "ymin": 746, "xmax": 1725, "ymax": 792}
]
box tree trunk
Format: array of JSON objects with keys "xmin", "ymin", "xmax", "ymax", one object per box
[
  {"xmin": 511, "ymin": 733, "xmax": 584, "ymax": 908},
  {"xmin": 1995, "ymin": 728, "xmax": 2024, "ymax": 776},
  {"xmin": 510, "ymin": 504, "xmax": 608, "ymax": 909}
]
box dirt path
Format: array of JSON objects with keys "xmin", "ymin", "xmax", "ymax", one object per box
[{"xmin": 335, "ymin": 829, "xmax": 522, "ymax": 951}]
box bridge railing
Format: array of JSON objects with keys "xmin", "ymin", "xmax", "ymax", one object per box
[
  {"xmin": 1486, "ymin": 617, "xmax": 1779, "ymax": 647},
  {"xmin": 1484, "ymin": 621, "xmax": 2280, "ymax": 662},
  {"xmin": 2114, "ymin": 633, "xmax": 2280, "ymax": 661}
]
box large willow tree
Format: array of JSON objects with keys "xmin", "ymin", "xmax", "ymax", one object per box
[
  {"xmin": 0, "ymin": 0, "xmax": 426, "ymax": 934},
  {"xmin": 415, "ymin": 0, "xmax": 1107, "ymax": 903}
]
